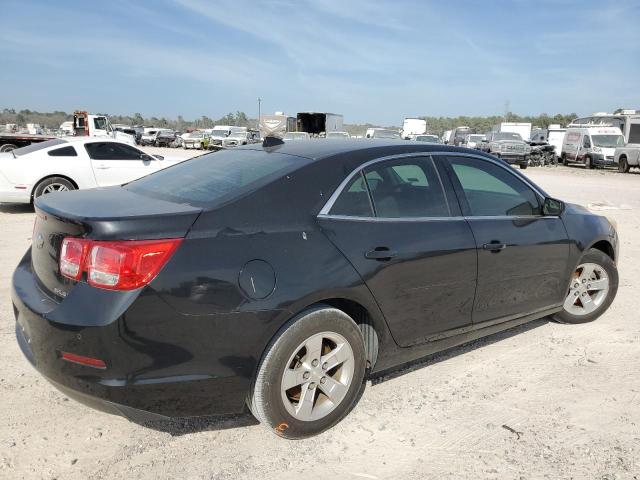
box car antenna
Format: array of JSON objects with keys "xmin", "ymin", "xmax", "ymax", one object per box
[{"xmin": 263, "ymin": 136, "xmax": 285, "ymax": 148}]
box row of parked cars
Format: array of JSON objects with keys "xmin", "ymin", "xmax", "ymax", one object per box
[{"xmin": 137, "ymin": 126, "xmax": 261, "ymax": 150}]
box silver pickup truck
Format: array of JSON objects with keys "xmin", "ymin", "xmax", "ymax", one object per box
[{"xmin": 614, "ymin": 118, "xmax": 640, "ymax": 173}]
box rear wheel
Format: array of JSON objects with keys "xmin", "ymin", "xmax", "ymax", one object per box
[
  {"xmin": 249, "ymin": 306, "xmax": 366, "ymax": 439},
  {"xmin": 618, "ymin": 156, "xmax": 630, "ymax": 173},
  {"xmin": 562, "ymin": 153, "xmax": 568, "ymax": 166},
  {"xmin": 553, "ymin": 248, "xmax": 618, "ymax": 324},
  {"xmin": 0, "ymin": 144, "xmax": 18, "ymax": 152},
  {"xmin": 33, "ymin": 177, "xmax": 75, "ymax": 200}
]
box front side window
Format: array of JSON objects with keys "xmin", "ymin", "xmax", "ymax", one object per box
[
  {"xmin": 447, "ymin": 156, "xmax": 541, "ymax": 216},
  {"xmin": 85, "ymin": 142, "xmax": 143, "ymax": 160}
]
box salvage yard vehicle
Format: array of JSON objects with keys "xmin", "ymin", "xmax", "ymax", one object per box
[
  {"xmin": 296, "ymin": 112, "xmax": 344, "ymax": 137},
  {"xmin": 182, "ymin": 131, "xmax": 209, "ymax": 150},
  {"xmin": 614, "ymin": 118, "xmax": 640, "ymax": 173},
  {"xmin": 413, "ymin": 134, "xmax": 440, "ymax": 143},
  {"xmin": 561, "ymin": 127, "xmax": 625, "ymax": 169},
  {"xmin": 365, "ymin": 128, "xmax": 401, "ymax": 139},
  {"xmin": 12, "ymin": 139, "xmax": 619, "ymax": 439},
  {"xmin": 154, "ymin": 130, "xmax": 178, "ymax": 147},
  {"xmin": 326, "ymin": 131, "xmax": 351, "ymax": 139},
  {"xmin": 401, "ymin": 118, "xmax": 427, "ymax": 139},
  {"xmin": 0, "ymin": 131, "xmax": 55, "ymax": 153},
  {"xmin": 464, "ymin": 134, "xmax": 486, "ymax": 149},
  {"xmin": 283, "ymin": 131, "xmax": 311, "ymax": 141},
  {"xmin": 487, "ymin": 131, "xmax": 531, "ymax": 169},
  {"xmin": 0, "ymin": 137, "xmax": 185, "ymax": 204},
  {"xmin": 220, "ymin": 130, "xmax": 260, "ymax": 148}
]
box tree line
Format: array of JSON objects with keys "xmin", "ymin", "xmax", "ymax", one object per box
[{"xmin": 1, "ymin": 108, "xmax": 579, "ymax": 136}]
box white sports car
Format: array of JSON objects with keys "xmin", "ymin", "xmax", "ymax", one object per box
[{"xmin": 0, "ymin": 137, "xmax": 187, "ymax": 204}]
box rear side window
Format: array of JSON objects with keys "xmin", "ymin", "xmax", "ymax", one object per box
[
  {"xmin": 628, "ymin": 124, "xmax": 640, "ymax": 143},
  {"xmin": 365, "ymin": 158, "xmax": 449, "ymax": 218},
  {"xmin": 329, "ymin": 157, "xmax": 450, "ymax": 218},
  {"xmin": 126, "ymin": 149, "xmax": 310, "ymax": 206},
  {"xmin": 48, "ymin": 146, "xmax": 77, "ymax": 157},
  {"xmin": 13, "ymin": 139, "xmax": 67, "ymax": 157},
  {"xmin": 330, "ymin": 172, "xmax": 374, "ymax": 217},
  {"xmin": 447, "ymin": 156, "xmax": 541, "ymax": 216}
]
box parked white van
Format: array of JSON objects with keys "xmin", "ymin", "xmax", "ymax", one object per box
[
  {"xmin": 561, "ymin": 126, "xmax": 625, "ymax": 168},
  {"xmin": 614, "ymin": 118, "xmax": 640, "ymax": 173}
]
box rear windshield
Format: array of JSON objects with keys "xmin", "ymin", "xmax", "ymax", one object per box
[
  {"xmin": 13, "ymin": 138, "xmax": 67, "ymax": 156},
  {"xmin": 125, "ymin": 149, "xmax": 310, "ymax": 206}
]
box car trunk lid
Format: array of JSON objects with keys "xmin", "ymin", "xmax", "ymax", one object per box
[{"xmin": 31, "ymin": 186, "xmax": 202, "ymax": 300}]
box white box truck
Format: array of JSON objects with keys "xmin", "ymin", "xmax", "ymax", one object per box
[
  {"xmin": 496, "ymin": 122, "xmax": 532, "ymax": 141},
  {"xmin": 401, "ymin": 118, "xmax": 427, "ymax": 139}
]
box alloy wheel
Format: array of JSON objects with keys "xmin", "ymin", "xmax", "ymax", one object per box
[
  {"xmin": 280, "ymin": 331, "xmax": 355, "ymax": 422},
  {"xmin": 41, "ymin": 183, "xmax": 70, "ymax": 194},
  {"xmin": 563, "ymin": 263, "xmax": 610, "ymax": 316}
]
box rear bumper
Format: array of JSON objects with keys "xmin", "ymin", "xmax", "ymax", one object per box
[
  {"xmin": 11, "ymin": 252, "xmax": 256, "ymax": 421},
  {"xmin": 0, "ymin": 173, "xmax": 31, "ymax": 203}
]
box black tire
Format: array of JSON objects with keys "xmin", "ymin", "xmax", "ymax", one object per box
[
  {"xmin": 552, "ymin": 248, "xmax": 618, "ymax": 324},
  {"xmin": 249, "ymin": 306, "xmax": 367, "ymax": 439},
  {"xmin": 562, "ymin": 153, "xmax": 568, "ymax": 166},
  {"xmin": 585, "ymin": 156, "xmax": 593, "ymax": 169},
  {"xmin": 618, "ymin": 157, "xmax": 630, "ymax": 173},
  {"xmin": 519, "ymin": 157, "xmax": 528, "ymax": 169},
  {"xmin": 0, "ymin": 144, "xmax": 18, "ymax": 152},
  {"xmin": 33, "ymin": 177, "xmax": 75, "ymax": 200}
]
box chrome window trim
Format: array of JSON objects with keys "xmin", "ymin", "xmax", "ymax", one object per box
[{"xmin": 318, "ymin": 151, "xmax": 548, "ymax": 219}]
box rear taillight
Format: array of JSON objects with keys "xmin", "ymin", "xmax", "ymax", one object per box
[{"xmin": 59, "ymin": 238, "xmax": 182, "ymax": 290}]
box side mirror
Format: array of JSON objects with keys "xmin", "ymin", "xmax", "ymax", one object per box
[
  {"xmin": 154, "ymin": 155, "xmax": 164, "ymax": 160},
  {"xmin": 543, "ymin": 197, "xmax": 564, "ymax": 216},
  {"xmin": 140, "ymin": 153, "xmax": 154, "ymax": 161}
]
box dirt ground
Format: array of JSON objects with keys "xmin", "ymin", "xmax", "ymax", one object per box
[{"xmin": 1, "ymin": 161, "xmax": 639, "ymax": 480}]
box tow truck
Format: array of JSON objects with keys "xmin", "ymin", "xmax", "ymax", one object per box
[{"xmin": 0, "ymin": 111, "xmax": 135, "ymax": 152}]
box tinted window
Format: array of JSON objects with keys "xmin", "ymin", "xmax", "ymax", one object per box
[
  {"xmin": 13, "ymin": 139, "xmax": 67, "ymax": 157},
  {"xmin": 330, "ymin": 172, "xmax": 374, "ymax": 217},
  {"xmin": 85, "ymin": 142, "xmax": 142, "ymax": 160},
  {"xmin": 365, "ymin": 157, "xmax": 449, "ymax": 218},
  {"xmin": 447, "ymin": 156, "xmax": 541, "ymax": 216},
  {"xmin": 126, "ymin": 149, "xmax": 310, "ymax": 206},
  {"xmin": 629, "ymin": 124, "xmax": 640, "ymax": 144},
  {"xmin": 48, "ymin": 146, "xmax": 78, "ymax": 157}
]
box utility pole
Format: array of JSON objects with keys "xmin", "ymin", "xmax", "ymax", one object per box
[{"xmin": 257, "ymin": 97, "xmax": 262, "ymax": 131}]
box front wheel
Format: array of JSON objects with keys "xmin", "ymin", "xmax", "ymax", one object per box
[
  {"xmin": 553, "ymin": 248, "xmax": 618, "ymax": 324},
  {"xmin": 249, "ymin": 306, "xmax": 366, "ymax": 439},
  {"xmin": 519, "ymin": 157, "xmax": 528, "ymax": 169},
  {"xmin": 585, "ymin": 156, "xmax": 593, "ymax": 169}
]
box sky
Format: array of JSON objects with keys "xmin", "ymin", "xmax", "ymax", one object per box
[{"xmin": 0, "ymin": 0, "xmax": 638, "ymax": 125}]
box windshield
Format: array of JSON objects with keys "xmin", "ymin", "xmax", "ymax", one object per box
[
  {"xmin": 494, "ymin": 132, "xmax": 523, "ymax": 141},
  {"xmin": 211, "ymin": 131, "xmax": 227, "ymax": 138},
  {"xmin": 415, "ymin": 135, "xmax": 438, "ymax": 142},
  {"xmin": 327, "ymin": 132, "xmax": 349, "ymax": 138},
  {"xmin": 190, "ymin": 132, "xmax": 204, "ymax": 138},
  {"xmin": 13, "ymin": 139, "xmax": 67, "ymax": 157},
  {"xmin": 468, "ymin": 135, "xmax": 484, "ymax": 142},
  {"xmin": 591, "ymin": 135, "xmax": 625, "ymax": 148},
  {"xmin": 126, "ymin": 149, "xmax": 310, "ymax": 206}
]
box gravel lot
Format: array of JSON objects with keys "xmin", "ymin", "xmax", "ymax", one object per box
[{"xmin": 1, "ymin": 160, "xmax": 639, "ymax": 479}]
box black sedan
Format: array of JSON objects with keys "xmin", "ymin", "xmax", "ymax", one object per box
[{"xmin": 12, "ymin": 139, "xmax": 619, "ymax": 439}]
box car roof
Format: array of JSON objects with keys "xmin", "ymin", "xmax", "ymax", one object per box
[
  {"xmin": 60, "ymin": 136, "xmax": 126, "ymax": 144},
  {"xmin": 235, "ymin": 139, "xmax": 492, "ymax": 161}
]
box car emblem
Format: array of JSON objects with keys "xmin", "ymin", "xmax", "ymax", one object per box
[{"xmin": 36, "ymin": 233, "xmax": 44, "ymax": 249}]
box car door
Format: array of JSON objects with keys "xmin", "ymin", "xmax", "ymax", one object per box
[
  {"xmin": 317, "ymin": 155, "xmax": 478, "ymax": 347},
  {"xmin": 440, "ymin": 154, "xmax": 570, "ymax": 324},
  {"xmin": 85, "ymin": 142, "xmax": 154, "ymax": 186}
]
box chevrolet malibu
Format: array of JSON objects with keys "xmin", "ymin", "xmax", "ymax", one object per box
[{"xmin": 12, "ymin": 139, "xmax": 619, "ymax": 439}]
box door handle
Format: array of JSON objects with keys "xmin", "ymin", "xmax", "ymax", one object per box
[
  {"xmin": 365, "ymin": 247, "xmax": 396, "ymax": 261},
  {"xmin": 483, "ymin": 242, "xmax": 507, "ymax": 252},
  {"xmin": 95, "ymin": 164, "xmax": 109, "ymax": 170}
]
